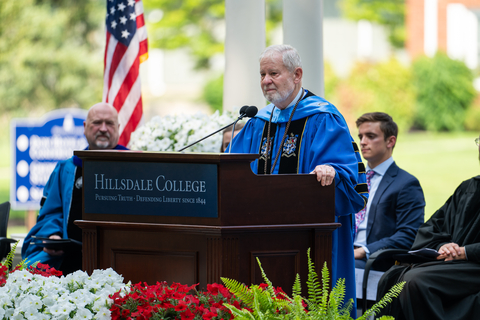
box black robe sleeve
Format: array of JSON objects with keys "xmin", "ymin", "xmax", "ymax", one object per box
[{"xmin": 410, "ymin": 177, "xmax": 480, "ymax": 263}]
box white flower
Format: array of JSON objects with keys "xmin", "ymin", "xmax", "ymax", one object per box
[
  {"xmin": 19, "ymin": 295, "xmax": 43, "ymax": 310},
  {"xmin": 73, "ymin": 307, "xmax": 93, "ymax": 320},
  {"xmin": 11, "ymin": 313, "xmax": 25, "ymax": 320},
  {"xmin": 93, "ymin": 307, "xmax": 111, "ymax": 320},
  {"xmin": 4, "ymin": 307, "xmax": 14, "ymax": 318},
  {"xmin": 9, "ymin": 270, "xmax": 33, "ymax": 282},
  {"xmin": 35, "ymin": 314, "xmax": 51, "ymax": 320},
  {"xmin": 48, "ymin": 301, "xmax": 75, "ymax": 317},
  {"xmin": 23, "ymin": 305, "xmax": 40, "ymax": 319}
]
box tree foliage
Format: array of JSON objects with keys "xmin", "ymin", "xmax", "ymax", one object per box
[
  {"xmin": 412, "ymin": 53, "xmax": 476, "ymax": 131},
  {"xmin": 340, "ymin": 0, "xmax": 405, "ymax": 48},
  {"xmin": 0, "ymin": 0, "xmax": 105, "ymax": 116},
  {"xmin": 337, "ymin": 58, "xmax": 416, "ymax": 133},
  {"xmin": 144, "ymin": 0, "xmax": 283, "ymax": 69}
]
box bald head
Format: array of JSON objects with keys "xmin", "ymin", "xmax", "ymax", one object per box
[{"xmin": 84, "ymin": 103, "xmax": 120, "ymax": 150}]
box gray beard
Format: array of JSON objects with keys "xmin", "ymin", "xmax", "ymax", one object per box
[
  {"xmin": 95, "ymin": 141, "xmax": 110, "ymax": 149},
  {"xmin": 265, "ymin": 88, "xmax": 294, "ymax": 107}
]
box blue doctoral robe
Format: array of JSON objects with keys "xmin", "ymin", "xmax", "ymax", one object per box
[
  {"xmin": 22, "ymin": 145, "xmax": 128, "ymax": 269},
  {"xmin": 228, "ymin": 90, "xmax": 367, "ymax": 311}
]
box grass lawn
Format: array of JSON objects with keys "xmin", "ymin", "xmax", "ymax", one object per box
[
  {"xmin": 1, "ymin": 129, "xmax": 479, "ymax": 234},
  {"xmin": 389, "ymin": 131, "xmax": 479, "ymax": 220}
]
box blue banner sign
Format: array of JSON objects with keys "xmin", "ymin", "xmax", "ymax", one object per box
[
  {"xmin": 11, "ymin": 109, "xmax": 88, "ymax": 210},
  {"xmin": 83, "ymin": 160, "xmax": 218, "ymax": 218}
]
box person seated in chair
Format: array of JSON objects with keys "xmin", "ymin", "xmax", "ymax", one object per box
[
  {"xmin": 377, "ymin": 134, "xmax": 480, "ymax": 320},
  {"xmin": 22, "ymin": 102, "xmax": 128, "ymax": 274},
  {"xmin": 354, "ymin": 112, "xmax": 425, "ymax": 269}
]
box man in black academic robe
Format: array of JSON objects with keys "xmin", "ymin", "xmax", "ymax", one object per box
[{"xmin": 377, "ymin": 136, "xmax": 480, "ymax": 319}]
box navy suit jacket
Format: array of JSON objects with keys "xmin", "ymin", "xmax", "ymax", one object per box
[{"xmin": 365, "ymin": 162, "xmax": 425, "ymax": 254}]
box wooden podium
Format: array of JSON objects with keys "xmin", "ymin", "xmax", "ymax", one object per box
[{"xmin": 75, "ymin": 150, "xmax": 339, "ymax": 293}]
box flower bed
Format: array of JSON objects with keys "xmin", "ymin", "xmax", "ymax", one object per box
[
  {"xmin": 109, "ymin": 282, "xmax": 248, "ymax": 320},
  {"xmin": 0, "ymin": 262, "xmax": 250, "ymax": 320},
  {"xmin": 0, "ymin": 248, "xmax": 401, "ymax": 320}
]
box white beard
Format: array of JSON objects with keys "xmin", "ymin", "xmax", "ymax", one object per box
[{"xmin": 263, "ymin": 85, "xmax": 294, "ymax": 107}]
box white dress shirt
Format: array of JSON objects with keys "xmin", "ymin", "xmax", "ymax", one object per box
[{"xmin": 354, "ymin": 156, "xmax": 394, "ymax": 258}]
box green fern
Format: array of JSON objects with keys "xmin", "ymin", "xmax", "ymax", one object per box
[
  {"xmin": 305, "ymin": 249, "xmax": 324, "ymax": 314},
  {"xmin": 292, "ymin": 274, "xmax": 302, "ymax": 297},
  {"xmin": 257, "ymin": 258, "xmax": 277, "ymax": 300},
  {"xmin": 15, "ymin": 258, "xmax": 30, "ymax": 270},
  {"xmin": 358, "ymin": 281, "xmax": 405, "ymax": 320},
  {"xmin": 223, "ymin": 248, "xmax": 404, "ymax": 320},
  {"xmin": 221, "ymin": 277, "xmax": 255, "ymax": 307},
  {"xmin": 3, "ymin": 240, "xmax": 19, "ymax": 269}
]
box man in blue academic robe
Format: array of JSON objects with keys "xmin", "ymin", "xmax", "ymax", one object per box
[
  {"xmin": 228, "ymin": 44, "xmax": 368, "ymax": 312},
  {"xmin": 22, "ymin": 103, "xmax": 128, "ymax": 274}
]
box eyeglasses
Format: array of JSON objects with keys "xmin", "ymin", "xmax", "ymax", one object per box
[{"xmin": 476, "ymin": 138, "xmax": 479, "ymax": 146}]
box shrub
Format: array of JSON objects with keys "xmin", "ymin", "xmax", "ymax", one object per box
[
  {"xmin": 464, "ymin": 94, "xmax": 480, "ymax": 131},
  {"xmin": 324, "ymin": 61, "xmax": 340, "ymax": 102},
  {"xmin": 336, "ymin": 58, "xmax": 416, "ymax": 133},
  {"xmin": 412, "ymin": 52, "xmax": 476, "ymax": 131},
  {"xmin": 202, "ymin": 74, "xmax": 224, "ymax": 113}
]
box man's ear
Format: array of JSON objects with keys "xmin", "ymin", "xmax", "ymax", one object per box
[
  {"xmin": 293, "ymin": 67, "xmax": 303, "ymax": 84},
  {"xmin": 386, "ymin": 135, "xmax": 396, "ymax": 149}
]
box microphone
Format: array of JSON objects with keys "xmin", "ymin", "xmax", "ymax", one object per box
[
  {"xmin": 245, "ymin": 106, "xmax": 258, "ymax": 117},
  {"xmin": 178, "ymin": 106, "xmax": 256, "ymax": 152},
  {"xmin": 239, "ymin": 105, "xmax": 249, "ymax": 116},
  {"xmin": 228, "ymin": 106, "xmax": 257, "ymax": 153}
]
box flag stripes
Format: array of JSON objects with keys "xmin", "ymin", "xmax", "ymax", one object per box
[{"xmin": 103, "ymin": 0, "xmax": 148, "ymax": 146}]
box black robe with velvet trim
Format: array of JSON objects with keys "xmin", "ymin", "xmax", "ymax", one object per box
[{"xmin": 377, "ymin": 176, "xmax": 480, "ymax": 320}]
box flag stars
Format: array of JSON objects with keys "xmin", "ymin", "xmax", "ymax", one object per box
[
  {"xmin": 121, "ymin": 30, "xmax": 131, "ymax": 39},
  {"xmin": 110, "ymin": 7, "xmax": 116, "ymax": 15},
  {"xmin": 111, "ymin": 20, "xmax": 118, "ymax": 29},
  {"xmin": 119, "ymin": 16, "xmax": 127, "ymax": 25},
  {"xmin": 128, "ymin": 0, "xmax": 135, "ymax": 7},
  {"xmin": 117, "ymin": 2, "xmax": 126, "ymax": 12},
  {"xmin": 129, "ymin": 12, "xmax": 136, "ymax": 21}
]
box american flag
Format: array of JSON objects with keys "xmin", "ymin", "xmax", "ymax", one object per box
[{"xmin": 103, "ymin": 0, "xmax": 148, "ymax": 146}]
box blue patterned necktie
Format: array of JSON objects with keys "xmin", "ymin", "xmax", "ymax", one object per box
[{"xmin": 355, "ymin": 170, "xmax": 375, "ymax": 233}]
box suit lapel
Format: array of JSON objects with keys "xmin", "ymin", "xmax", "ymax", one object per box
[{"xmin": 366, "ymin": 162, "xmax": 399, "ymax": 239}]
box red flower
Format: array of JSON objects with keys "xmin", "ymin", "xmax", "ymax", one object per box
[
  {"xmin": 218, "ymin": 286, "xmax": 231, "ymax": 299},
  {"xmin": 185, "ymin": 294, "xmax": 199, "ymax": 305},
  {"xmin": 202, "ymin": 311, "xmax": 218, "ymax": 320},
  {"xmin": 173, "ymin": 292, "xmax": 186, "ymax": 299},
  {"xmin": 207, "ymin": 283, "xmax": 219, "ymax": 295},
  {"xmin": 175, "ymin": 300, "xmax": 188, "ymax": 312},
  {"xmin": 181, "ymin": 309, "xmax": 195, "ymax": 320}
]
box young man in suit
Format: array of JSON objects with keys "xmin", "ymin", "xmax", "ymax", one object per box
[{"xmin": 354, "ymin": 112, "xmax": 425, "ymax": 268}]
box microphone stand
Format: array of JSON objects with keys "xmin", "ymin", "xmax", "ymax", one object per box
[
  {"xmin": 177, "ymin": 114, "xmax": 247, "ymax": 152},
  {"xmin": 227, "ymin": 122, "xmax": 238, "ymax": 154}
]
